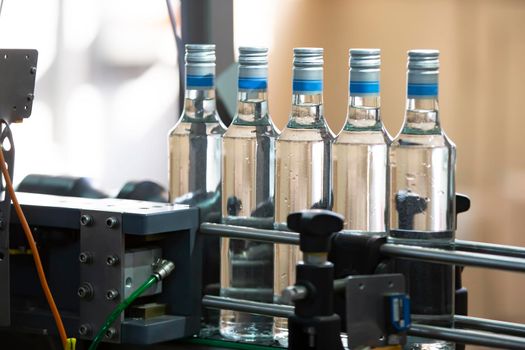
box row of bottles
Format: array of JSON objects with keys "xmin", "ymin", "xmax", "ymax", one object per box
[{"xmin": 168, "ymin": 45, "xmax": 456, "ymax": 349}]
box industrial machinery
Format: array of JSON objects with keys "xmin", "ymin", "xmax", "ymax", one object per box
[{"xmin": 3, "ymin": 2, "xmax": 525, "ymax": 350}]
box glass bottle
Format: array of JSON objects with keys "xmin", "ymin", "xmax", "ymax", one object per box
[
  {"xmin": 168, "ymin": 44, "xmax": 225, "ymax": 326},
  {"xmin": 389, "ymin": 50, "xmax": 456, "ymax": 350},
  {"xmin": 273, "ymin": 47, "xmax": 334, "ymax": 346},
  {"xmin": 333, "ymin": 49, "xmax": 390, "ymax": 232},
  {"xmin": 220, "ymin": 47, "xmax": 279, "ymax": 342}
]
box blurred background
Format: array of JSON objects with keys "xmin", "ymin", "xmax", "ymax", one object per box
[{"xmin": 0, "ymin": 0, "xmax": 524, "ymax": 343}]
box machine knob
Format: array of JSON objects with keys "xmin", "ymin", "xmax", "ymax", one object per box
[{"xmin": 287, "ymin": 210, "xmax": 344, "ymax": 253}]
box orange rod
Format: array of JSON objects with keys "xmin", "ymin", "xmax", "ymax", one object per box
[{"xmin": 0, "ymin": 139, "xmax": 68, "ymax": 348}]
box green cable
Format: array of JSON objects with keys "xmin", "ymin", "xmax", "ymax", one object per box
[{"xmin": 88, "ymin": 274, "xmax": 159, "ymax": 350}]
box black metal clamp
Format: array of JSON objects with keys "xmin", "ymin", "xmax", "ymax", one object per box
[{"xmin": 285, "ymin": 210, "xmax": 345, "ymax": 350}]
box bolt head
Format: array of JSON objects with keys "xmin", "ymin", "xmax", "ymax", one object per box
[
  {"xmin": 106, "ymin": 255, "xmax": 119, "ymax": 266},
  {"xmin": 105, "ymin": 289, "xmax": 119, "ymax": 301},
  {"xmin": 80, "ymin": 214, "xmax": 93, "ymax": 226},
  {"xmin": 105, "ymin": 217, "xmax": 119, "ymax": 229},
  {"xmin": 79, "ymin": 252, "xmax": 91, "ymax": 264},
  {"xmin": 104, "ymin": 327, "xmax": 116, "ymax": 339},
  {"xmin": 78, "ymin": 324, "xmax": 91, "ymax": 336}
]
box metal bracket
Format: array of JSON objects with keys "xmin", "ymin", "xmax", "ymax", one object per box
[
  {"xmin": 0, "ymin": 49, "xmax": 38, "ymax": 123},
  {"xmin": 345, "ymin": 274, "xmax": 407, "ymax": 348},
  {"xmin": 79, "ymin": 211, "xmax": 124, "ymax": 343},
  {"xmin": 0, "ymin": 124, "xmax": 14, "ymax": 327}
]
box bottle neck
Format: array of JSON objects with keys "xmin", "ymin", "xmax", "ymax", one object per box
[
  {"xmin": 182, "ymin": 88, "xmax": 217, "ymax": 122},
  {"xmin": 234, "ymin": 89, "xmax": 269, "ymax": 125},
  {"xmin": 402, "ymin": 97, "xmax": 441, "ymax": 134},
  {"xmin": 344, "ymin": 95, "xmax": 381, "ymax": 131},
  {"xmin": 289, "ymin": 93, "xmax": 324, "ymax": 128}
]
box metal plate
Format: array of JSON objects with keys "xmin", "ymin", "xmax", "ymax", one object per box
[
  {"xmin": 11, "ymin": 192, "xmax": 197, "ymax": 234},
  {"xmin": 346, "ymin": 274, "xmax": 406, "ymax": 348},
  {"xmin": 79, "ymin": 210, "xmax": 124, "ymax": 343},
  {"xmin": 0, "ymin": 49, "xmax": 38, "ymax": 123}
]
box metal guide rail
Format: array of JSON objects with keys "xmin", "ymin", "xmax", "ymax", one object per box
[{"xmin": 200, "ymin": 221, "xmax": 525, "ymax": 349}]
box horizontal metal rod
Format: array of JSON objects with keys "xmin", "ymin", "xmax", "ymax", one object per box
[
  {"xmin": 202, "ymin": 295, "xmax": 294, "ymax": 319},
  {"xmin": 455, "ymin": 315, "xmax": 525, "ymax": 338},
  {"xmin": 199, "ymin": 222, "xmax": 299, "ymax": 245},
  {"xmin": 409, "ymin": 324, "xmax": 525, "ymax": 349},
  {"xmin": 201, "ymin": 223, "xmax": 525, "ymax": 273},
  {"xmin": 381, "ymin": 243, "xmax": 525, "ymax": 273},
  {"xmin": 455, "ymin": 239, "xmax": 525, "ymax": 259}
]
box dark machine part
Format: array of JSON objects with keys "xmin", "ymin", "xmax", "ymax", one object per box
[
  {"xmin": 345, "ymin": 274, "xmax": 409, "ymax": 348},
  {"xmin": 286, "ymin": 210, "xmax": 345, "ymax": 350},
  {"xmin": 0, "ymin": 49, "xmax": 38, "ymax": 328},
  {"xmin": 0, "ymin": 124, "xmax": 15, "ymax": 327},
  {"xmin": 328, "ymin": 194, "xmax": 471, "ymax": 336},
  {"xmin": 0, "ymin": 49, "xmax": 38, "ymax": 123},
  {"xmin": 117, "ymin": 180, "xmax": 168, "ymax": 203},
  {"xmin": 17, "ymin": 174, "xmax": 107, "ymax": 199},
  {"xmin": 4, "ymin": 193, "xmax": 201, "ymax": 346}
]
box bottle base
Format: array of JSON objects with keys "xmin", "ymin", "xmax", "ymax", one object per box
[
  {"xmin": 405, "ymin": 337, "xmax": 455, "ymax": 350},
  {"xmin": 220, "ymin": 321, "xmax": 273, "ymax": 343},
  {"xmin": 273, "ymin": 326, "xmax": 288, "ymax": 347}
]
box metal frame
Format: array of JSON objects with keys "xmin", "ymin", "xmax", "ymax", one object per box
[
  {"xmin": 200, "ymin": 222, "xmax": 525, "ymax": 349},
  {"xmin": 79, "ymin": 210, "xmax": 124, "ymax": 343}
]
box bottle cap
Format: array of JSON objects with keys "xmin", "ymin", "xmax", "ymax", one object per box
[
  {"xmin": 292, "ymin": 47, "xmax": 323, "ymax": 94},
  {"xmin": 238, "ymin": 47, "xmax": 268, "ymax": 91},
  {"xmin": 349, "ymin": 48, "xmax": 380, "ymax": 96},
  {"xmin": 185, "ymin": 44, "xmax": 215, "ymax": 90},
  {"xmin": 407, "ymin": 49, "xmax": 439, "ymax": 98}
]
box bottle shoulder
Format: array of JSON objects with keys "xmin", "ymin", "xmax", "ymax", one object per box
[
  {"xmin": 391, "ymin": 131, "xmax": 455, "ymax": 149},
  {"xmin": 223, "ymin": 122, "xmax": 279, "ymax": 139},
  {"xmin": 278, "ymin": 125, "xmax": 333, "ymax": 142},
  {"xmin": 168, "ymin": 117, "xmax": 226, "ymax": 137},
  {"xmin": 335, "ymin": 127, "xmax": 391, "ymax": 145}
]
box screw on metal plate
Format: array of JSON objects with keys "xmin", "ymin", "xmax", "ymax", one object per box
[
  {"xmin": 79, "ymin": 252, "xmax": 92, "ymax": 264},
  {"xmin": 78, "ymin": 324, "xmax": 91, "ymax": 336},
  {"xmin": 78, "ymin": 282, "xmax": 94, "ymax": 299},
  {"xmin": 80, "ymin": 214, "xmax": 93, "ymax": 226},
  {"xmin": 106, "ymin": 289, "xmax": 119, "ymax": 301},
  {"xmin": 106, "ymin": 255, "xmax": 119, "ymax": 266},
  {"xmin": 104, "ymin": 327, "xmax": 116, "ymax": 339},
  {"xmin": 105, "ymin": 217, "xmax": 119, "ymax": 229}
]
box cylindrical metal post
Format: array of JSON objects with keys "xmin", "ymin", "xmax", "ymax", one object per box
[
  {"xmin": 454, "ymin": 315, "xmax": 525, "ymax": 338},
  {"xmin": 408, "ymin": 324, "xmax": 525, "ymax": 350},
  {"xmin": 200, "ymin": 223, "xmax": 300, "ymax": 245},
  {"xmin": 381, "ymin": 243, "xmax": 525, "ymax": 273},
  {"xmin": 202, "ymin": 295, "xmax": 294, "ymax": 319}
]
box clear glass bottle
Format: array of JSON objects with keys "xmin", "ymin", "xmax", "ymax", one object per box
[
  {"xmin": 220, "ymin": 47, "xmax": 279, "ymax": 342},
  {"xmin": 273, "ymin": 47, "xmax": 334, "ymax": 346},
  {"xmin": 389, "ymin": 50, "xmax": 456, "ymax": 350},
  {"xmin": 168, "ymin": 44, "xmax": 225, "ymax": 327},
  {"xmin": 333, "ymin": 49, "xmax": 390, "ymax": 232}
]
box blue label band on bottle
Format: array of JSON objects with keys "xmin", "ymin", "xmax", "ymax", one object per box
[
  {"xmin": 349, "ymin": 81, "xmax": 380, "ymax": 95},
  {"xmin": 407, "ymin": 83, "xmax": 438, "ymax": 97},
  {"xmin": 238, "ymin": 77, "xmax": 267, "ymax": 90},
  {"xmin": 186, "ymin": 74, "xmax": 214, "ymax": 88},
  {"xmin": 293, "ymin": 79, "xmax": 322, "ymax": 93}
]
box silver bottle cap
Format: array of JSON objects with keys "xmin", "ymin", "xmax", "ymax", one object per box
[
  {"xmin": 293, "ymin": 47, "xmax": 323, "ymax": 94},
  {"xmin": 407, "ymin": 49, "xmax": 439, "ymax": 98},
  {"xmin": 349, "ymin": 48, "xmax": 380, "ymax": 96},
  {"xmin": 238, "ymin": 47, "xmax": 268, "ymax": 91},
  {"xmin": 185, "ymin": 44, "xmax": 215, "ymax": 90}
]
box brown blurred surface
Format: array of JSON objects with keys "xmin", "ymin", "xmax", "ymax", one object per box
[{"xmin": 258, "ymin": 0, "xmax": 525, "ymax": 345}]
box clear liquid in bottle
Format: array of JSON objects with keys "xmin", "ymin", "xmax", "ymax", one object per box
[
  {"xmin": 273, "ymin": 48, "xmax": 333, "ymax": 346},
  {"xmin": 389, "ymin": 50, "xmax": 456, "ymax": 350},
  {"xmin": 220, "ymin": 47, "xmax": 278, "ymax": 343}
]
